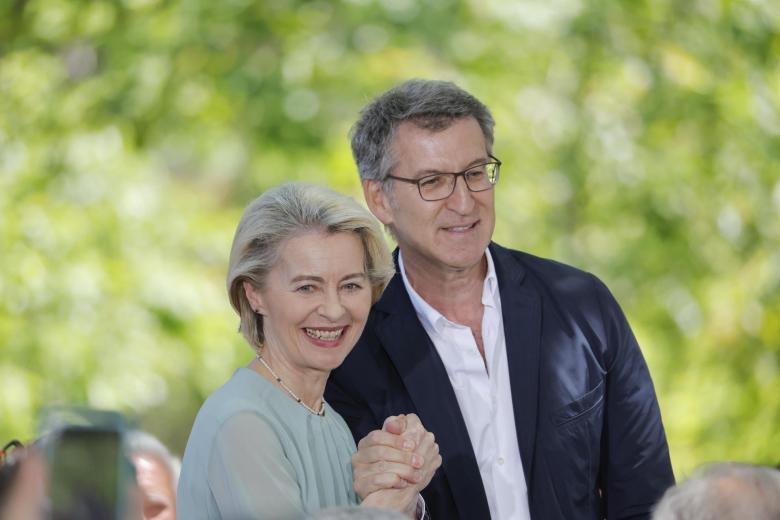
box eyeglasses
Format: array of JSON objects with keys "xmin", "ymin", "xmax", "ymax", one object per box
[{"xmin": 386, "ymin": 155, "xmax": 502, "ymax": 201}]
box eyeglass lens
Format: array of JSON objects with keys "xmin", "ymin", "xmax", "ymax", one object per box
[{"xmin": 419, "ymin": 162, "xmax": 499, "ymax": 200}]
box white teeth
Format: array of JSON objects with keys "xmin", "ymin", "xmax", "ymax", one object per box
[
  {"xmin": 447, "ymin": 224, "xmax": 472, "ymax": 231},
  {"xmin": 305, "ymin": 328, "xmax": 344, "ymax": 341}
]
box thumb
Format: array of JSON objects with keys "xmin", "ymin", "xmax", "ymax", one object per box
[{"xmin": 382, "ymin": 414, "xmax": 407, "ymax": 435}]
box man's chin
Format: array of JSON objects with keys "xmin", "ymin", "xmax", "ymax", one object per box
[{"xmin": 440, "ymin": 250, "xmax": 488, "ymax": 272}]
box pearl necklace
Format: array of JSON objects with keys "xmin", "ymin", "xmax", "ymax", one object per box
[{"xmin": 256, "ymin": 354, "xmax": 325, "ymax": 416}]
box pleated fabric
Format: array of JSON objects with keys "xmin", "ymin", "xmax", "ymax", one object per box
[{"xmin": 178, "ymin": 368, "xmax": 359, "ymax": 520}]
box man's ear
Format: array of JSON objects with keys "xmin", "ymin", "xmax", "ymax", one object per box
[
  {"xmin": 362, "ymin": 180, "xmax": 394, "ymax": 226},
  {"xmin": 243, "ymin": 281, "xmax": 266, "ymax": 315}
]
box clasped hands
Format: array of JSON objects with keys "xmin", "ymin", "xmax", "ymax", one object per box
[{"xmin": 354, "ymin": 414, "xmax": 442, "ymax": 518}]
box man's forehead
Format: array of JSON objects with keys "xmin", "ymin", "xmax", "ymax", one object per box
[
  {"xmin": 391, "ymin": 119, "xmax": 489, "ymax": 171},
  {"xmin": 394, "ymin": 116, "xmax": 479, "ymax": 135}
]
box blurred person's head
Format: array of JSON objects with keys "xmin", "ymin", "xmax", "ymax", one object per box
[
  {"xmin": 306, "ymin": 506, "xmax": 407, "ymax": 519},
  {"xmin": 0, "ymin": 440, "xmax": 47, "ymax": 520},
  {"xmin": 652, "ymin": 462, "xmax": 780, "ymax": 520},
  {"xmin": 126, "ymin": 431, "xmax": 179, "ymax": 520},
  {"xmin": 226, "ymin": 182, "xmax": 394, "ymax": 357}
]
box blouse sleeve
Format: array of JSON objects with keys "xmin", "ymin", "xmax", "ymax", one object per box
[{"xmin": 207, "ymin": 411, "xmax": 305, "ymax": 519}]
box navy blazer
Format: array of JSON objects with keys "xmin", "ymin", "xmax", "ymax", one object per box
[{"xmin": 326, "ymin": 243, "xmax": 674, "ymax": 519}]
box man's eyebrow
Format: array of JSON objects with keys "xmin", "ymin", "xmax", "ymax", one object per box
[{"xmin": 417, "ymin": 156, "xmax": 491, "ymax": 175}]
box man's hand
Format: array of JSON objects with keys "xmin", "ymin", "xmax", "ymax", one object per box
[
  {"xmin": 388, "ymin": 413, "xmax": 440, "ymax": 490},
  {"xmin": 354, "ymin": 414, "xmax": 442, "ymax": 517}
]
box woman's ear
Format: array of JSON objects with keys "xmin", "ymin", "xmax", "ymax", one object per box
[{"xmin": 243, "ymin": 281, "xmax": 266, "ymax": 315}]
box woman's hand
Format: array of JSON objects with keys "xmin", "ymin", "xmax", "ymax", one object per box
[{"xmin": 354, "ymin": 414, "xmax": 442, "ymax": 518}]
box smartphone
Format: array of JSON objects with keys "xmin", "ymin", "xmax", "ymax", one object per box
[
  {"xmin": 48, "ymin": 426, "xmax": 121, "ymax": 520},
  {"xmin": 40, "ymin": 408, "xmax": 134, "ymax": 520}
]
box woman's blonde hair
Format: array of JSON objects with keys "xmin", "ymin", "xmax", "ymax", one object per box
[{"xmin": 226, "ymin": 182, "xmax": 394, "ymax": 352}]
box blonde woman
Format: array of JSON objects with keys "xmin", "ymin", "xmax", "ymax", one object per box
[{"xmin": 178, "ymin": 183, "xmax": 440, "ymax": 519}]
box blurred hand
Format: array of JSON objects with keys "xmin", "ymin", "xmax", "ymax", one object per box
[{"xmin": 0, "ymin": 449, "xmax": 48, "ymax": 520}]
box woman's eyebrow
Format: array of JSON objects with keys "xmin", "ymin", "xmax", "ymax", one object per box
[
  {"xmin": 289, "ymin": 273, "xmax": 367, "ymax": 283},
  {"xmin": 340, "ymin": 272, "xmax": 368, "ymax": 282},
  {"xmin": 290, "ymin": 275, "xmax": 325, "ymax": 283}
]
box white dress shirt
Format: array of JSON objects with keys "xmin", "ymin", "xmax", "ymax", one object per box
[{"xmin": 399, "ymin": 250, "xmax": 531, "ymax": 520}]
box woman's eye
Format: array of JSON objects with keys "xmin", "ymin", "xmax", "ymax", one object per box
[
  {"xmin": 295, "ymin": 285, "xmax": 315, "ymax": 293},
  {"xmin": 465, "ymin": 169, "xmax": 485, "ymax": 180},
  {"xmin": 342, "ymin": 282, "xmax": 363, "ymax": 291}
]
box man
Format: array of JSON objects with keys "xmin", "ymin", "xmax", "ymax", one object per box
[
  {"xmin": 127, "ymin": 430, "xmax": 180, "ymax": 520},
  {"xmin": 653, "ymin": 462, "xmax": 780, "ymax": 520},
  {"xmin": 326, "ymin": 79, "xmax": 675, "ymax": 519}
]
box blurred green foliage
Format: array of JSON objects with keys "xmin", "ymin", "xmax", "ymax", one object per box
[{"xmin": 1, "ymin": 0, "xmax": 778, "ymax": 478}]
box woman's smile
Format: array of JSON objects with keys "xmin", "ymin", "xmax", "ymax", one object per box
[{"xmin": 303, "ymin": 326, "xmax": 348, "ymax": 346}]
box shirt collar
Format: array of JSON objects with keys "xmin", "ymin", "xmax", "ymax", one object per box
[
  {"xmin": 399, "ymin": 248, "xmax": 498, "ymax": 334},
  {"xmin": 482, "ymin": 248, "xmax": 499, "ymax": 307}
]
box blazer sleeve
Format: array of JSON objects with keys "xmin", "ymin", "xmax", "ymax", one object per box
[{"xmin": 591, "ymin": 275, "xmax": 675, "ymax": 520}]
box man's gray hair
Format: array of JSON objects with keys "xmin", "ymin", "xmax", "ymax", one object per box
[
  {"xmin": 350, "ymin": 79, "xmax": 495, "ymax": 183},
  {"xmin": 125, "ymin": 430, "xmax": 181, "ymax": 487},
  {"xmin": 652, "ymin": 462, "xmax": 780, "ymax": 520}
]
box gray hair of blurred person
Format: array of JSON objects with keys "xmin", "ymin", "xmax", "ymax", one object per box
[
  {"xmin": 652, "ymin": 462, "xmax": 780, "ymax": 520},
  {"xmin": 126, "ymin": 430, "xmax": 181, "ymax": 487},
  {"xmin": 350, "ymin": 79, "xmax": 496, "ymax": 186},
  {"xmin": 306, "ymin": 506, "xmax": 407, "ymax": 520},
  {"xmin": 227, "ymin": 182, "xmax": 395, "ymax": 353}
]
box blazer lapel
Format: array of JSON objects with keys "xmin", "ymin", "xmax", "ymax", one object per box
[
  {"xmin": 375, "ymin": 271, "xmax": 492, "ymax": 519},
  {"xmin": 490, "ymin": 243, "xmax": 541, "ymax": 490}
]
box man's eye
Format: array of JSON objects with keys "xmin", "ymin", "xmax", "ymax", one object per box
[
  {"xmin": 420, "ymin": 175, "xmax": 445, "ymax": 188},
  {"xmin": 465, "ymin": 168, "xmax": 486, "ymax": 180},
  {"xmin": 296, "ymin": 285, "xmax": 315, "ymax": 293}
]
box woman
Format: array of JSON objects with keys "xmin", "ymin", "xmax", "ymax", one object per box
[{"xmin": 177, "ymin": 183, "xmax": 440, "ymax": 519}]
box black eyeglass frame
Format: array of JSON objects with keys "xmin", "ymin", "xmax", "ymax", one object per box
[{"xmin": 385, "ymin": 154, "xmax": 502, "ymax": 201}]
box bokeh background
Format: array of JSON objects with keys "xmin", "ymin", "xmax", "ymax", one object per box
[{"xmin": 1, "ymin": 0, "xmax": 778, "ymax": 479}]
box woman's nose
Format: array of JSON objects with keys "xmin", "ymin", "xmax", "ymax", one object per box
[{"xmin": 318, "ymin": 291, "xmax": 346, "ymax": 320}]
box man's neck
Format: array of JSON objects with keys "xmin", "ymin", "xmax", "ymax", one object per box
[{"xmin": 400, "ymin": 248, "xmax": 487, "ymax": 325}]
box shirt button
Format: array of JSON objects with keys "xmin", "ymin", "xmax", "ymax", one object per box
[{"xmin": 497, "ymin": 457, "xmax": 505, "ymax": 465}]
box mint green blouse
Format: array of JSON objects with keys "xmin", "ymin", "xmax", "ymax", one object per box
[{"xmin": 177, "ymin": 367, "xmax": 359, "ymax": 519}]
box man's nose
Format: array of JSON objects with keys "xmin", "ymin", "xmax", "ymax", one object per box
[{"xmin": 446, "ymin": 174, "xmax": 476, "ymax": 214}]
